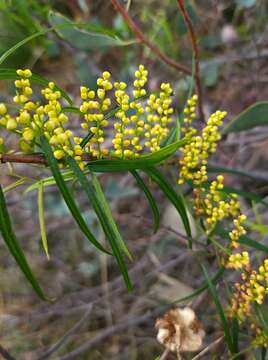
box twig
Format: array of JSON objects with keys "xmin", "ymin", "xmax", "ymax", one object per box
[
  {"xmin": 191, "ymin": 336, "xmax": 224, "ymax": 360},
  {"xmin": 176, "ymin": 0, "xmax": 204, "ymax": 121},
  {"xmin": 110, "ymin": 0, "xmax": 192, "ymax": 76},
  {"xmin": 37, "ymin": 304, "xmax": 93, "ymax": 360},
  {"xmin": 0, "ymin": 153, "xmax": 92, "ymax": 165},
  {"xmin": 0, "ymin": 345, "xmax": 16, "ymax": 360},
  {"xmin": 58, "ymin": 310, "xmax": 160, "ymax": 360},
  {"xmin": 160, "ymin": 348, "xmax": 170, "ymax": 360}
]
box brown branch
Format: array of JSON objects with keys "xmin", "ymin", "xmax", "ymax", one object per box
[
  {"xmin": 159, "ymin": 348, "xmax": 170, "ymax": 360},
  {"xmin": 176, "ymin": 0, "xmax": 204, "ymax": 121},
  {"xmin": 0, "ymin": 345, "xmax": 16, "ymax": 360},
  {"xmin": 0, "ymin": 153, "xmax": 93, "ymax": 165},
  {"xmin": 110, "ymin": 0, "xmax": 192, "ymax": 76}
]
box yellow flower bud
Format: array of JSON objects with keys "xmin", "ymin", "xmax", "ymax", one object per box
[
  {"xmin": 23, "ymin": 128, "xmax": 35, "ymax": 141},
  {"xmin": 54, "ymin": 150, "xmax": 64, "ymax": 160},
  {"xmin": 0, "ymin": 103, "xmax": 7, "ymax": 115},
  {"xmin": 6, "ymin": 118, "xmax": 17, "ymax": 130}
]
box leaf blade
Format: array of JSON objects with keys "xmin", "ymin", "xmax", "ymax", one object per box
[
  {"xmin": 87, "ymin": 139, "xmax": 186, "ymax": 173},
  {"xmin": 131, "ymin": 170, "xmax": 160, "ymax": 233},
  {"xmin": 0, "ymin": 185, "xmax": 47, "ymax": 300},
  {"xmin": 67, "ymin": 157, "xmax": 133, "ymax": 291},
  {"xmin": 38, "ymin": 182, "xmax": 49, "ymax": 259},
  {"xmin": 223, "ymin": 102, "xmax": 268, "ymax": 134},
  {"xmin": 40, "ymin": 136, "xmax": 110, "ymax": 255},
  {"xmin": 202, "ymin": 264, "xmax": 235, "ymax": 354},
  {"xmin": 144, "ymin": 166, "xmax": 192, "ymax": 242}
]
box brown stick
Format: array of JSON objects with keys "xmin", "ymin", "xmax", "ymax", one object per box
[
  {"xmin": 176, "ymin": 0, "xmax": 204, "ymax": 121},
  {"xmin": 110, "ymin": 0, "xmax": 192, "ymax": 76},
  {"xmin": 0, "ymin": 153, "xmax": 93, "ymax": 165},
  {"xmin": 0, "ymin": 345, "xmax": 16, "ymax": 360}
]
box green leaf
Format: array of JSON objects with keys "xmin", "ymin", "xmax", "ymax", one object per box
[
  {"xmin": 87, "ymin": 139, "xmax": 186, "ymax": 173},
  {"xmin": 221, "ymin": 185, "xmax": 268, "ymax": 209},
  {"xmin": 0, "ymin": 185, "xmax": 47, "ymax": 300},
  {"xmin": 67, "ymin": 157, "xmax": 133, "ymax": 291},
  {"xmin": 160, "ymin": 118, "xmax": 181, "ymax": 147},
  {"xmin": 0, "ymin": 68, "xmax": 72, "ymax": 105},
  {"xmin": 254, "ymin": 304, "xmax": 268, "ymax": 337},
  {"xmin": 3, "ymin": 177, "xmax": 29, "ymax": 193},
  {"xmin": 222, "ymin": 102, "xmax": 268, "ymax": 134},
  {"xmin": 80, "ymin": 131, "xmax": 94, "ymax": 148},
  {"xmin": 131, "ymin": 170, "xmax": 160, "ymax": 233},
  {"xmin": 62, "ymin": 106, "xmax": 82, "ymax": 114},
  {"xmin": 24, "ymin": 170, "xmax": 76, "ymax": 194},
  {"xmin": 0, "ymin": 28, "xmax": 49, "ymax": 66},
  {"xmin": 202, "ymin": 264, "xmax": 235, "ymax": 354},
  {"xmin": 215, "ymin": 225, "xmax": 268, "ymax": 254},
  {"xmin": 143, "ymin": 166, "xmax": 192, "ymax": 242},
  {"xmin": 207, "ymin": 164, "xmax": 265, "ymax": 181},
  {"xmin": 172, "ymin": 267, "xmax": 225, "ymax": 304},
  {"xmin": 40, "ymin": 135, "xmax": 110, "ymax": 255},
  {"xmin": 38, "ymin": 182, "xmax": 49, "ymax": 259},
  {"xmin": 231, "ymin": 317, "xmax": 239, "ymax": 354},
  {"xmin": 48, "ymin": 11, "xmax": 136, "ymax": 50}
]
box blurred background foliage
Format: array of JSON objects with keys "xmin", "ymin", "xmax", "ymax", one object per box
[{"xmin": 1, "ymin": 0, "xmax": 268, "ymax": 359}]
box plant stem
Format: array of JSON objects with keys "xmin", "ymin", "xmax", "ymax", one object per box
[
  {"xmin": 176, "ymin": 0, "xmax": 204, "ymax": 121},
  {"xmin": 110, "ymin": 0, "xmax": 192, "ymax": 76},
  {"xmin": 0, "ymin": 153, "xmax": 92, "ymax": 165}
]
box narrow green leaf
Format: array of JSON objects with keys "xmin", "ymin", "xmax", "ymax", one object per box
[
  {"xmin": 0, "ymin": 185, "xmax": 47, "ymax": 300},
  {"xmin": 0, "ymin": 68, "xmax": 72, "ymax": 105},
  {"xmin": 172, "ymin": 267, "xmax": 225, "ymax": 305},
  {"xmin": 144, "ymin": 166, "xmax": 192, "ymax": 242},
  {"xmin": 221, "ymin": 185, "xmax": 268, "ymax": 209},
  {"xmin": 202, "ymin": 264, "xmax": 235, "ymax": 354},
  {"xmin": 254, "ymin": 304, "xmax": 268, "ymax": 337},
  {"xmin": 3, "ymin": 177, "xmax": 29, "ymax": 193},
  {"xmin": 24, "ymin": 170, "xmax": 76, "ymax": 194},
  {"xmin": 40, "ymin": 136, "xmax": 110, "ymax": 255},
  {"xmin": 160, "ymin": 117, "xmax": 181, "ymax": 147},
  {"xmin": 67, "ymin": 157, "xmax": 133, "ymax": 291},
  {"xmin": 131, "ymin": 170, "xmax": 160, "ymax": 233},
  {"xmin": 38, "ymin": 182, "xmax": 49, "ymax": 259},
  {"xmin": 223, "ymin": 102, "xmax": 268, "ymax": 134},
  {"xmin": 80, "ymin": 131, "xmax": 94, "ymax": 148},
  {"xmin": 207, "ymin": 164, "xmax": 262, "ymax": 180},
  {"xmin": 215, "ymin": 225, "xmax": 268, "ymax": 254},
  {"xmin": 87, "ymin": 139, "xmax": 186, "ymax": 173},
  {"xmin": 0, "ymin": 28, "xmax": 49, "ymax": 65},
  {"xmin": 231, "ymin": 317, "xmax": 239, "ymax": 354},
  {"xmin": 62, "ymin": 106, "xmax": 82, "ymax": 114},
  {"xmin": 48, "ymin": 11, "xmax": 136, "ymax": 50}
]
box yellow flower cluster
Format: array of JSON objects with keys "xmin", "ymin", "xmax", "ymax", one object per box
[
  {"xmin": 177, "ymin": 96, "xmax": 268, "ymax": 340},
  {"xmin": 252, "ymin": 327, "xmax": 268, "ymax": 348},
  {"xmin": 226, "ymin": 251, "xmax": 249, "ymax": 269},
  {"xmin": 112, "ymin": 81, "xmax": 133, "ymax": 158},
  {"xmin": 178, "ymin": 104, "xmax": 227, "ymax": 185},
  {"xmin": 144, "ymin": 83, "xmax": 174, "ymax": 152},
  {"xmin": 231, "ymin": 259, "xmax": 268, "ymax": 320},
  {"xmin": 0, "ymin": 65, "xmax": 174, "ymax": 164},
  {"xmin": 78, "ymin": 64, "xmax": 173, "ymax": 159},
  {"xmin": 80, "ymin": 71, "xmax": 112, "ymax": 158},
  {"xmin": 42, "ymin": 82, "xmax": 84, "ymax": 167}
]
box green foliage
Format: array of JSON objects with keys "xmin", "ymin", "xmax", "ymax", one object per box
[
  {"xmin": 223, "ymin": 102, "xmax": 268, "ymax": 134},
  {"xmin": 40, "ymin": 135, "xmax": 110, "ymax": 256},
  {"xmin": 0, "ymin": 185, "xmax": 47, "ymax": 300},
  {"xmin": 202, "ymin": 264, "xmax": 236, "ymax": 354},
  {"xmin": 48, "ymin": 11, "xmax": 136, "ymax": 51}
]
